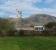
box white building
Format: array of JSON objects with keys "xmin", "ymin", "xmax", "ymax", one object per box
[{"xmin": 34, "ymin": 26, "xmax": 45, "ymax": 31}]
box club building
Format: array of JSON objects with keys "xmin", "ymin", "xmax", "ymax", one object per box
[
  {"xmin": 15, "ymin": 9, "xmax": 45, "ymax": 32},
  {"xmin": 34, "ymin": 26, "xmax": 45, "ymax": 31}
]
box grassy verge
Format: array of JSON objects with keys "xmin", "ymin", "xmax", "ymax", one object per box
[{"xmin": 0, "ymin": 36, "xmax": 56, "ymax": 50}]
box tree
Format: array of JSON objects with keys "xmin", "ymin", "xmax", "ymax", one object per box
[
  {"xmin": 44, "ymin": 22, "xmax": 56, "ymax": 29},
  {"xmin": 44, "ymin": 22, "xmax": 56, "ymax": 35},
  {"xmin": 0, "ymin": 18, "xmax": 15, "ymax": 36}
]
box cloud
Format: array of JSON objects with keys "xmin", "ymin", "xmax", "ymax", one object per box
[{"xmin": 0, "ymin": 0, "xmax": 56, "ymax": 18}]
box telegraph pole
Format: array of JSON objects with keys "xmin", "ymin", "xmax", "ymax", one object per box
[{"xmin": 16, "ymin": 9, "xmax": 23, "ymax": 30}]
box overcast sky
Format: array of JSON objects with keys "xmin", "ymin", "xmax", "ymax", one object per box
[{"xmin": 0, "ymin": 0, "xmax": 56, "ymax": 18}]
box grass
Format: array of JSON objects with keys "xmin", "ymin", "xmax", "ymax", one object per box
[{"xmin": 0, "ymin": 36, "xmax": 56, "ymax": 50}]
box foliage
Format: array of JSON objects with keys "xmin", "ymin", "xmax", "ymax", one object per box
[
  {"xmin": 44, "ymin": 22, "xmax": 56, "ymax": 29},
  {"xmin": 0, "ymin": 18, "xmax": 15, "ymax": 36},
  {"xmin": 43, "ymin": 22, "xmax": 56, "ymax": 36},
  {"xmin": 19, "ymin": 30, "xmax": 24, "ymax": 36}
]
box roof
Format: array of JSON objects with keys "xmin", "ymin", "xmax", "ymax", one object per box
[
  {"xmin": 16, "ymin": 27, "xmax": 34, "ymax": 30},
  {"xmin": 34, "ymin": 26, "xmax": 43, "ymax": 27}
]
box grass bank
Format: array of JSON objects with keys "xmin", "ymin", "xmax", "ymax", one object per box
[{"xmin": 0, "ymin": 36, "xmax": 56, "ymax": 50}]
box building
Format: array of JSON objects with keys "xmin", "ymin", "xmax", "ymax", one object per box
[
  {"xmin": 15, "ymin": 9, "xmax": 45, "ymax": 32},
  {"xmin": 34, "ymin": 26, "xmax": 45, "ymax": 31}
]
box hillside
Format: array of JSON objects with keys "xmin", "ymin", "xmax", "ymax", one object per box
[
  {"xmin": 6, "ymin": 14, "xmax": 56, "ymax": 26},
  {"xmin": 23, "ymin": 14, "xmax": 56, "ymax": 26}
]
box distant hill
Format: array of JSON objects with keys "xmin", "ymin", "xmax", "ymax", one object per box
[
  {"xmin": 6, "ymin": 14, "xmax": 56, "ymax": 26},
  {"xmin": 23, "ymin": 14, "xmax": 56, "ymax": 26}
]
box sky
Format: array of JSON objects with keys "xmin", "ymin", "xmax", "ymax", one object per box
[{"xmin": 0, "ymin": 0, "xmax": 56, "ymax": 18}]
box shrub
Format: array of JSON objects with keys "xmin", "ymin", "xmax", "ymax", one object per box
[
  {"xmin": 0, "ymin": 18, "xmax": 15, "ymax": 36},
  {"xmin": 19, "ymin": 30, "xmax": 24, "ymax": 36}
]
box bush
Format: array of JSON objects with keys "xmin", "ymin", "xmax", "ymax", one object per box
[
  {"xmin": 19, "ymin": 30, "xmax": 24, "ymax": 36},
  {"xmin": 0, "ymin": 18, "xmax": 15, "ymax": 36}
]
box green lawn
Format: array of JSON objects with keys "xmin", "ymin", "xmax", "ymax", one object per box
[{"xmin": 0, "ymin": 36, "xmax": 56, "ymax": 50}]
